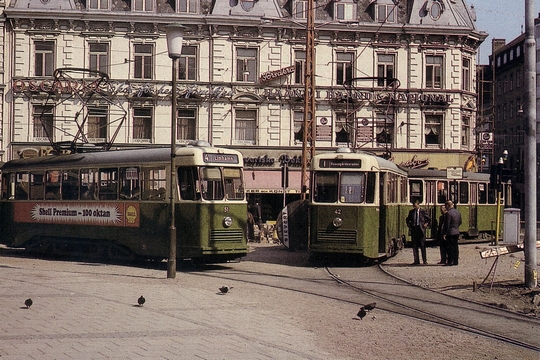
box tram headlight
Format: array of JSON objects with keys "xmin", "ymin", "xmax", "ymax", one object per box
[
  {"xmin": 223, "ymin": 216, "xmax": 233, "ymax": 228},
  {"xmin": 332, "ymin": 217, "xmax": 343, "ymax": 228}
]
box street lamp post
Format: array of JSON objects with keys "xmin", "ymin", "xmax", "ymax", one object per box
[{"xmin": 165, "ymin": 23, "xmax": 185, "ymax": 279}]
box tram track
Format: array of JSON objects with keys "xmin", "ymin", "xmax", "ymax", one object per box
[{"xmin": 325, "ymin": 265, "xmax": 540, "ymax": 352}]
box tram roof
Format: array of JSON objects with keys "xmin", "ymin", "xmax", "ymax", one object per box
[
  {"xmin": 407, "ymin": 168, "xmax": 490, "ymax": 181},
  {"xmin": 1, "ymin": 144, "xmax": 243, "ymax": 171},
  {"xmin": 312, "ymin": 150, "xmax": 407, "ymax": 175}
]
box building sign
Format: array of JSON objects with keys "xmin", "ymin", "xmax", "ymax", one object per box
[
  {"xmin": 14, "ymin": 202, "xmax": 140, "ymax": 227},
  {"xmin": 260, "ymin": 65, "xmax": 295, "ymax": 83},
  {"xmin": 12, "ymin": 79, "xmax": 454, "ymax": 105},
  {"xmin": 356, "ymin": 118, "xmax": 373, "ymax": 143},
  {"xmin": 399, "ymin": 154, "xmax": 430, "ymax": 169},
  {"xmin": 316, "ymin": 116, "xmax": 332, "ymax": 141},
  {"xmin": 243, "ymin": 154, "xmax": 302, "ymax": 167},
  {"xmin": 479, "ymin": 132, "xmax": 494, "ymax": 150}
]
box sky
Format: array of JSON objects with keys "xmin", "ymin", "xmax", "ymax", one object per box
[{"xmin": 471, "ymin": 0, "xmax": 539, "ymax": 64}]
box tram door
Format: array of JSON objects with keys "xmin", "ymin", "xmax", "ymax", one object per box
[
  {"xmin": 424, "ymin": 180, "xmax": 437, "ymax": 239},
  {"xmin": 469, "ymin": 183, "xmax": 479, "ymax": 236}
]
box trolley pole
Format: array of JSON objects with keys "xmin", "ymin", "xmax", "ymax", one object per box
[
  {"xmin": 300, "ymin": 0, "xmax": 316, "ymax": 200},
  {"xmin": 166, "ymin": 24, "xmax": 185, "ymax": 279},
  {"xmin": 523, "ymin": 0, "xmax": 537, "ymax": 288}
]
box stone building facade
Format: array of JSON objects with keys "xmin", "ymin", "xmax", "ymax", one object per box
[{"xmin": 1, "ymin": 0, "xmax": 485, "ymax": 220}]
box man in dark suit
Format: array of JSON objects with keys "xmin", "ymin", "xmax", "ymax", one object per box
[
  {"xmin": 406, "ymin": 200, "xmax": 431, "ymax": 265},
  {"xmin": 444, "ymin": 200, "xmax": 462, "ymax": 266}
]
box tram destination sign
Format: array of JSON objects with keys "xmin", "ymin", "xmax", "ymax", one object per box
[
  {"xmin": 319, "ymin": 159, "xmax": 362, "ymax": 168},
  {"xmin": 203, "ymin": 153, "xmax": 239, "ymax": 164}
]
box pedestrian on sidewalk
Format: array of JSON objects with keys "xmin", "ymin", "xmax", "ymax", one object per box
[
  {"xmin": 406, "ymin": 200, "xmax": 431, "ymax": 265},
  {"xmin": 436, "ymin": 205, "xmax": 448, "ymax": 265},
  {"xmin": 444, "ymin": 200, "xmax": 462, "ymax": 266}
]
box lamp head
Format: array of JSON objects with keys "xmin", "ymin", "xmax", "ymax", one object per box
[{"xmin": 166, "ymin": 23, "xmax": 185, "ymax": 59}]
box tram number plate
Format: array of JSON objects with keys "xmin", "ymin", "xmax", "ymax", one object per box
[
  {"xmin": 223, "ymin": 206, "xmax": 229, "ymax": 213},
  {"xmin": 334, "ymin": 209, "xmax": 341, "ymax": 215}
]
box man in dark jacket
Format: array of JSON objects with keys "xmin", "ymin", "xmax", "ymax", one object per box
[
  {"xmin": 406, "ymin": 200, "xmax": 431, "ymax": 265},
  {"xmin": 444, "ymin": 200, "xmax": 462, "ymax": 266}
]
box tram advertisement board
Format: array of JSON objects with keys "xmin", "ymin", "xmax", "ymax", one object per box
[{"xmin": 14, "ymin": 202, "xmax": 140, "ymax": 227}]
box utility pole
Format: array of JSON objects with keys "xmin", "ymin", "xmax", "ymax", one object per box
[
  {"xmin": 301, "ymin": 0, "xmax": 316, "ymax": 200},
  {"xmin": 523, "ymin": 0, "xmax": 537, "ymax": 288}
]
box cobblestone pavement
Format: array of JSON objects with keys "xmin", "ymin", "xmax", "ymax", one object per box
[{"xmin": 0, "ymin": 252, "xmax": 330, "ymax": 360}]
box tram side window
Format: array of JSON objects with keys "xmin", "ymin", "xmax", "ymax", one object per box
[
  {"xmin": 45, "ymin": 171, "xmax": 61, "ymax": 200},
  {"xmin": 178, "ymin": 166, "xmax": 197, "ymax": 200},
  {"xmin": 449, "ymin": 181, "xmax": 459, "ymax": 204},
  {"xmin": 81, "ymin": 169, "xmax": 98, "ymax": 200},
  {"xmin": 409, "ymin": 180, "xmax": 423, "ymax": 204},
  {"xmin": 120, "ymin": 167, "xmax": 140, "ymax": 200},
  {"xmin": 99, "ymin": 168, "xmax": 118, "ymax": 200},
  {"xmin": 366, "ymin": 172, "xmax": 376, "ymax": 204},
  {"xmin": 1, "ymin": 173, "xmax": 9, "ymax": 199},
  {"xmin": 437, "ymin": 181, "xmax": 448, "ymax": 204},
  {"xmin": 30, "ymin": 172, "xmax": 45, "ymax": 200},
  {"xmin": 459, "ymin": 182, "xmax": 469, "ymax": 204},
  {"xmin": 340, "ymin": 172, "xmax": 365, "ymax": 203},
  {"xmin": 487, "ymin": 184, "xmax": 497, "ymax": 204},
  {"xmin": 16, "ymin": 173, "xmax": 29, "ymax": 200},
  {"xmin": 400, "ymin": 176, "xmax": 408, "ymax": 203},
  {"xmin": 141, "ymin": 167, "xmax": 167, "ymax": 200},
  {"xmin": 62, "ymin": 170, "xmax": 79, "ymax": 200},
  {"xmin": 223, "ymin": 168, "xmax": 244, "ymax": 200},
  {"xmin": 386, "ymin": 173, "xmax": 398, "ymax": 203},
  {"xmin": 313, "ymin": 172, "xmax": 338, "ymax": 203},
  {"xmin": 200, "ymin": 167, "xmax": 224, "ymax": 201},
  {"xmin": 478, "ymin": 183, "xmax": 487, "ymax": 204}
]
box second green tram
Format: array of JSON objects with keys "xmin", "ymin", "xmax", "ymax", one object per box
[{"xmin": 309, "ymin": 149, "xmax": 409, "ymax": 261}]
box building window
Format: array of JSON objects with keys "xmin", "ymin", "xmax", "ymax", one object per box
[
  {"xmin": 294, "ymin": 111, "xmax": 304, "ymax": 143},
  {"xmin": 425, "ymin": 114, "xmax": 442, "ymax": 146},
  {"xmin": 335, "ymin": 113, "xmax": 351, "ymax": 144},
  {"xmin": 375, "ymin": 111, "xmax": 393, "ymax": 145},
  {"xmin": 236, "ymin": 48, "xmax": 257, "ymax": 82},
  {"xmin": 336, "ymin": 52, "xmax": 354, "ymax": 85},
  {"xmin": 88, "ymin": 106, "xmax": 108, "ymax": 140},
  {"xmin": 294, "ymin": 0, "xmax": 308, "ymax": 19},
  {"xmin": 134, "ymin": 0, "xmax": 153, "ymax": 11},
  {"xmin": 179, "ymin": 0, "xmax": 197, "ymax": 13},
  {"xmin": 377, "ymin": 54, "xmax": 395, "ymax": 87},
  {"xmin": 461, "ymin": 116, "xmax": 470, "ymax": 147},
  {"xmin": 377, "ymin": 3, "xmax": 396, "ymax": 23},
  {"xmin": 134, "ymin": 44, "xmax": 153, "ymax": 80},
  {"xmin": 335, "ymin": 1, "xmax": 356, "ymax": 21},
  {"xmin": 178, "ymin": 46, "xmax": 197, "ymax": 81},
  {"xmin": 295, "ymin": 50, "xmax": 306, "ymax": 85},
  {"xmin": 88, "ymin": 0, "xmax": 109, "ymax": 10},
  {"xmin": 35, "ymin": 41, "xmax": 55, "ymax": 77},
  {"xmin": 462, "ymin": 58, "xmax": 470, "ymax": 91},
  {"xmin": 177, "ymin": 109, "xmax": 196, "ymax": 140},
  {"xmin": 426, "ymin": 55, "xmax": 443, "ymax": 89},
  {"xmin": 235, "ymin": 109, "xmax": 256, "ymax": 143},
  {"xmin": 33, "ymin": 105, "xmax": 54, "ymax": 140},
  {"xmin": 133, "ymin": 107, "xmax": 153, "ymax": 141},
  {"xmin": 89, "ymin": 43, "xmax": 109, "ymax": 75}
]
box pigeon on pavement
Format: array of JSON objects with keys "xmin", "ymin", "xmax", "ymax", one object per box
[
  {"xmin": 219, "ymin": 286, "xmax": 232, "ymax": 294},
  {"xmin": 138, "ymin": 295, "xmax": 145, "ymax": 307},
  {"xmin": 356, "ymin": 307, "xmax": 366, "ymax": 320},
  {"xmin": 364, "ymin": 302, "xmax": 376, "ymax": 311},
  {"xmin": 25, "ymin": 298, "xmax": 33, "ymax": 309}
]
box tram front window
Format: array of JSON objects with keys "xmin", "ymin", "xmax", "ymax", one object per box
[
  {"xmin": 340, "ymin": 172, "xmax": 365, "ymax": 203},
  {"xmin": 313, "ymin": 172, "xmax": 338, "ymax": 203},
  {"xmin": 200, "ymin": 167, "xmax": 224, "ymax": 200},
  {"xmin": 223, "ymin": 168, "xmax": 244, "ymax": 200}
]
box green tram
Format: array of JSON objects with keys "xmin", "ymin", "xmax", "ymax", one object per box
[
  {"xmin": 309, "ymin": 149, "xmax": 409, "ymax": 261},
  {"xmin": 0, "ymin": 142, "xmax": 247, "ymax": 263},
  {"xmin": 407, "ymin": 168, "xmax": 509, "ymax": 243}
]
